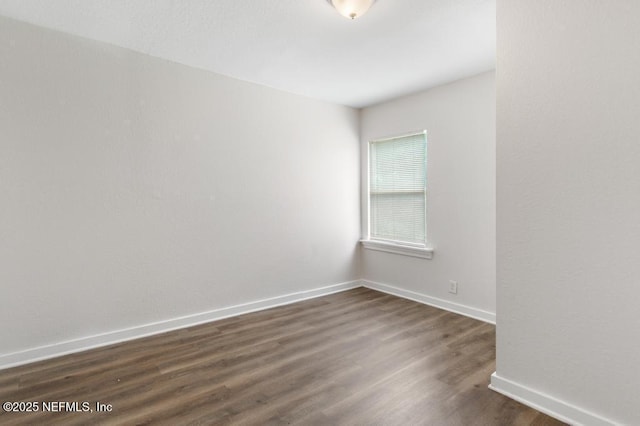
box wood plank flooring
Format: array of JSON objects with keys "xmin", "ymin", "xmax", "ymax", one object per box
[{"xmin": 0, "ymin": 288, "xmax": 564, "ymax": 425}]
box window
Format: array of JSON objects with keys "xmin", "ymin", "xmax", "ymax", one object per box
[{"xmin": 361, "ymin": 131, "xmax": 433, "ymax": 259}]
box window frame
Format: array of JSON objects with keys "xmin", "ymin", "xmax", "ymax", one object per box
[{"xmin": 361, "ymin": 130, "xmax": 433, "ymax": 259}]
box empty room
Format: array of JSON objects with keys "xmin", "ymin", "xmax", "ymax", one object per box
[{"xmin": 1, "ymin": 1, "xmax": 638, "ymax": 425}]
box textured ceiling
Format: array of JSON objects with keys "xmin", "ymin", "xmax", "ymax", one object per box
[{"xmin": 0, "ymin": 0, "xmax": 495, "ymax": 107}]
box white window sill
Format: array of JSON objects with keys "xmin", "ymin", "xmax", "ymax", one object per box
[{"xmin": 360, "ymin": 239, "xmax": 434, "ymax": 259}]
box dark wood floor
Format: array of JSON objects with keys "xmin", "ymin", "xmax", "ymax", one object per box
[{"xmin": 0, "ymin": 288, "xmax": 564, "ymax": 425}]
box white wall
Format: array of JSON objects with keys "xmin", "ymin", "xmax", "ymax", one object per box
[
  {"xmin": 0, "ymin": 17, "xmax": 360, "ymax": 361},
  {"xmin": 360, "ymin": 72, "xmax": 496, "ymax": 321},
  {"xmin": 494, "ymin": 1, "xmax": 640, "ymax": 424}
]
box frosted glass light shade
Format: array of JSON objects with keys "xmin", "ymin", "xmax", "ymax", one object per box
[{"xmin": 330, "ymin": 0, "xmax": 376, "ymax": 20}]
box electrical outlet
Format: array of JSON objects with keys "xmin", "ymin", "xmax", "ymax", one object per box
[{"xmin": 449, "ymin": 280, "xmax": 458, "ymax": 294}]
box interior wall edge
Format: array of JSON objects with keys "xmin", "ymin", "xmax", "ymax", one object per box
[
  {"xmin": 0, "ymin": 280, "xmax": 362, "ymax": 371},
  {"xmin": 489, "ymin": 373, "xmax": 615, "ymax": 426}
]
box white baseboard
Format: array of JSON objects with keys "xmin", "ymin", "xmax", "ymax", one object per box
[
  {"xmin": 0, "ymin": 280, "xmax": 361, "ymax": 371},
  {"xmin": 362, "ymin": 279, "xmax": 496, "ymax": 324},
  {"xmin": 489, "ymin": 372, "xmax": 615, "ymax": 426}
]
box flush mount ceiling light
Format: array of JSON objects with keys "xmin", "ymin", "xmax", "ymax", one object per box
[{"xmin": 328, "ymin": 0, "xmax": 376, "ymax": 20}]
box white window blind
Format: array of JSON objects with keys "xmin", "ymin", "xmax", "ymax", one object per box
[{"xmin": 369, "ymin": 131, "xmax": 427, "ymax": 246}]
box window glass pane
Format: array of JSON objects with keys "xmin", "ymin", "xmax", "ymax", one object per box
[{"xmin": 369, "ymin": 132, "xmax": 426, "ymax": 245}]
